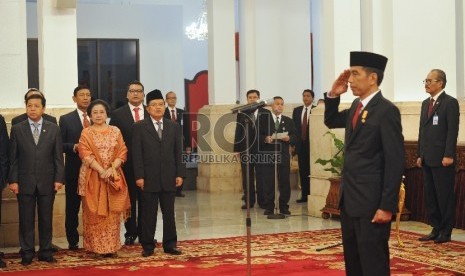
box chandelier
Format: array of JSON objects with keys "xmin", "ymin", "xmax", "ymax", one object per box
[{"xmin": 185, "ymin": 0, "xmax": 208, "ymax": 40}]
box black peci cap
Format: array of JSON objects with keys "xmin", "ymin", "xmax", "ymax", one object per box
[{"xmin": 350, "ymin": 51, "xmax": 388, "ymax": 72}]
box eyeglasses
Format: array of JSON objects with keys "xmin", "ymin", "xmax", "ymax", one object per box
[
  {"xmin": 423, "ymin": 79, "xmax": 440, "ymax": 85},
  {"xmin": 166, "ymin": 97, "xmax": 177, "ymax": 100},
  {"xmin": 129, "ymin": 89, "xmax": 144, "ymax": 94}
]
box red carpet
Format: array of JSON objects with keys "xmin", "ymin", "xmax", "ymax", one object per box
[{"xmin": 1, "ymin": 229, "xmax": 464, "ymax": 275}]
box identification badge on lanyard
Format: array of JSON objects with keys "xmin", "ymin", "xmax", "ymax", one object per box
[{"xmin": 432, "ymin": 114, "xmax": 439, "ymax": 125}]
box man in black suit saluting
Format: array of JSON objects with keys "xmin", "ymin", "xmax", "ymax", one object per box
[
  {"xmin": 9, "ymin": 93, "xmax": 64, "ymax": 266},
  {"xmin": 417, "ymin": 69, "xmax": 459, "ymax": 244},
  {"xmin": 110, "ymin": 80, "xmax": 148, "ymax": 245},
  {"xmin": 324, "ymin": 51, "xmax": 404, "ymax": 276},
  {"xmin": 133, "ymin": 89, "xmax": 185, "ymax": 257},
  {"xmin": 59, "ymin": 86, "xmax": 91, "ymax": 250}
]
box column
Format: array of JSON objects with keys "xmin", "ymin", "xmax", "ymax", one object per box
[
  {"xmin": 238, "ymin": 0, "xmax": 311, "ymax": 103},
  {"xmin": 197, "ymin": 0, "xmax": 239, "ymax": 192},
  {"xmin": 37, "ymin": 0, "xmax": 77, "ymax": 107},
  {"xmin": 0, "ymin": 0, "xmax": 28, "ymax": 108},
  {"xmin": 207, "ymin": 0, "xmax": 236, "ymax": 104}
]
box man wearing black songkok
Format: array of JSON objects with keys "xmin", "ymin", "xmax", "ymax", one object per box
[{"xmin": 324, "ymin": 51, "xmax": 404, "ymax": 276}]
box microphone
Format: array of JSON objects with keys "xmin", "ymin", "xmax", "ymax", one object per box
[{"xmin": 231, "ymin": 98, "xmax": 274, "ymax": 114}]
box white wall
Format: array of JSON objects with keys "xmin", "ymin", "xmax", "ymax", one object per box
[{"xmin": 26, "ymin": 0, "xmax": 209, "ymax": 109}]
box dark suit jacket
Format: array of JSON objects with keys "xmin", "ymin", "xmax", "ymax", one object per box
[
  {"xmin": 258, "ymin": 113, "xmax": 296, "ymax": 166},
  {"xmin": 132, "ymin": 118, "xmax": 185, "ymax": 192},
  {"xmin": 9, "ymin": 119, "xmax": 65, "ymax": 195},
  {"xmin": 233, "ymin": 107, "xmax": 271, "ymax": 154},
  {"xmin": 417, "ymin": 92, "xmax": 460, "ymax": 167},
  {"xmin": 59, "ymin": 110, "xmax": 83, "ymax": 186},
  {"xmin": 164, "ymin": 107, "xmax": 184, "ymax": 125},
  {"xmin": 11, "ymin": 113, "xmax": 57, "ymax": 125},
  {"xmin": 292, "ymin": 105, "xmax": 314, "ymax": 150},
  {"xmin": 0, "ymin": 115, "xmax": 8, "ymax": 187},
  {"xmin": 324, "ymin": 92, "xmax": 404, "ymax": 217},
  {"xmin": 110, "ymin": 104, "xmax": 149, "ymax": 176}
]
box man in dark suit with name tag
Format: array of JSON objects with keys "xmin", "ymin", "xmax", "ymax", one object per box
[
  {"xmin": 59, "ymin": 86, "xmax": 91, "ymax": 250},
  {"xmin": 417, "ymin": 69, "xmax": 459, "ymax": 244},
  {"xmin": 9, "ymin": 93, "xmax": 64, "ymax": 266},
  {"xmin": 110, "ymin": 80, "xmax": 149, "ymax": 245},
  {"xmin": 324, "ymin": 51, "xmax": 404, "ymax": 276},
  {"xmin": 132, "ymin": 89, "xmax": 185, "ymax": 257}
]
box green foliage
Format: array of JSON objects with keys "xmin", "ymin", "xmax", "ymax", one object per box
[{"xmin": 315, "ymin": 131, "xmax": 344, "ymax": 176}]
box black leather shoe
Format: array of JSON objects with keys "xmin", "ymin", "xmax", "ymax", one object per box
[
  {"xmin": 38, "ymin": 256, "xmax": 57, "ymax": 263},
  {"xmin": 124, "ymin": 236, "xmax": 137, "ymax": 245},
  {"xmin": 51, "ymin": 246, "xmax": 59, "ymax": 253},
  {"xmin": 434, "ymin": 234, "xmax": 451, "ymax": 244},
  {"xmin": 264, "ymin": 210, "xmax": 273, "ymax": 215},
  {"xmin": 418, "ymin": 231, "xmax": 439, "ymax": 241},
  {"xmin": 296, "ymin": 198, "xmax": 307, "ymax": 203},
  {"xmin": 142, "ymin": 250, "xmax": 154, "ymax": 257},
  {"xmin": 176, "ymin": 193, "xmax": 185, "ymax": 197},
  {"xmin": 241, "ymin": 204, "xmax": 254, "ymax": 209},
  {"xmin": 0, "ymin": 259, "xmax": 6, "ymax": 268},
  {"xmin": 69, "ymin": 244, "xmax": 79, "ymax": 250},
  {"xmin": 280, "ymin": 210, "xmax": 291, "ymax": 215},
  {"xmin": 164, "ymin": 248, "xmax": 182, "ymax": 255},
  {"xmin": 20, "ymin": 258, "xmax": 32, "ymax": 266}
]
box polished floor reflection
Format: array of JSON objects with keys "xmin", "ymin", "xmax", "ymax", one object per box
[{"xmin": 5, "ymin": 188, "xmax": 464, "ymax": 253}]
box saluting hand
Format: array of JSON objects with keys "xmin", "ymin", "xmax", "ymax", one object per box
[{"xmin": 330, "ymin": 70, "xmax": 351, "ymax": 97}]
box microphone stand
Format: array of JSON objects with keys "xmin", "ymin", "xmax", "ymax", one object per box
[
  {"xmin": 268, "ymin": 116, "xmax": 285, "ymax": 220},
  {"xmin": 244, "ymin": 115, "xmax": 252, "ymax": 276}
]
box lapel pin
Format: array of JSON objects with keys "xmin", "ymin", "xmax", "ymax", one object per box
[{"xmin": 361, "ymin": 110, "xmax": 368, "ymax": 123}]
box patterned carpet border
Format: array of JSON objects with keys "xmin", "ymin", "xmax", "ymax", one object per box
[{"xmin": 0, "ymin": 229, "xmax": 464, "ymax": 275}]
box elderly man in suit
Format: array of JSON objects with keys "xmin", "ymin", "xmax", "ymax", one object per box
[
  {"xmin": 324, "ymin": 51, "xmax": 404, "ymax": 276},
  {"xmin": 11, "ymin": 88, "xmax": 57, "ymax": 125},
  {"xmin": 258, "ymin": 96, "xmax": 296, "ymax": 216},
  {"xmin": 417, "ymin": 69, "xmax": 459, "ymax": 244},
  {"xmin": 9, "ymin": 93, "xmax": 65, "ymax": 266},
  {"xmin": 292, "ymin": 89, "xmax": 315, "ymax": 203},
  {"xmin": 133, "ymin": 89, "xmax": 185, "ymax": 257},
  {"xmin": 110, "ymin": 80, "xmax": 148, "ymax": 245},
  {"xmin": 59, "ymin": 86, "xmax": 91, "ymax": 250},
  {"xmin": 163, "ymin": 91, "xmax": 186, "ymax": 197},
  {"xmin": 0, "ymin": 114, "xmax": 9, "ymax": 268}
]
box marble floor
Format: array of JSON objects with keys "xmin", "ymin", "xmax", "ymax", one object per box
[{"xmin": 4, "ymin": 189, "xmax": 465, "ymax": 253}]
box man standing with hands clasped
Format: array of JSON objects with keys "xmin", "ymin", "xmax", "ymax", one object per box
[
  {"xmin": 132, "ymin": 89, "xmax": 185, "ymax": 257},
  {"xmin": 9, "ymin": 93, "xmax": 65, "ymax": 266},
  {"xmin": 324, "ymin": 51, "xmax": 404, "ymax": 276},
  {"xmin": 417, "ymin": 69, "xmax": 459, "ymax": 244}
]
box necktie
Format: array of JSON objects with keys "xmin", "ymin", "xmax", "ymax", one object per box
[
  {"xmin": 32, "ymin": 122, "xmax": 40, "ymax": 145},
  {"xmin": 171, "ymin": 109, "xmax": 176, "ymax": 122},
  {"xmin": 134, "ymin": 107, "xmax": 141, "ymax": 122},
  {"xmin": 156, "ymin": 121, "xmax": 162, "ymax": 139},
  {"xmin": 301, "ymin": 107, "xmax": 308, "ymax": 140},
  {"xmin": 275, "ymin": 116, "xmax": 280, "ymax": 130},
  {"xmin": 352, "ymin": 102, "xmax": 363, "ymax": 129},
  {"xmin": 83, "ymin": 113, "xmax": 90, "ymax": 128},
  {"xmin": 427, "ymin": 98, "xmax": 435, "ymax": 118}
]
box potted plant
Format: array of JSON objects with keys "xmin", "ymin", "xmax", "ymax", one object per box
[{"xmin": 315, "ymin": 131, "xmax": 344, "ymax": 219}]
